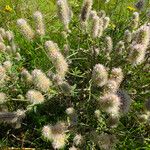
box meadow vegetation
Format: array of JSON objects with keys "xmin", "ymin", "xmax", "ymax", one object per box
[{"xmin": 0, "ymin": 0, "xmax": 150, "ymax": 149}]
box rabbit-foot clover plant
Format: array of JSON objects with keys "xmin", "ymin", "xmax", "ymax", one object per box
[{"xmin": 0, "ymin": 0, "xmax": 150, "ymax": 149}]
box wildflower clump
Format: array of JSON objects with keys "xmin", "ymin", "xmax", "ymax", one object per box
[{"xmin": 0, "ymin": 1, "xmax": 150, "ymax": 149}]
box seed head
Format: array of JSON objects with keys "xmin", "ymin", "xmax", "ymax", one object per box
[
  {"xmin": 17, "ymin": 18, "xmax": 35, "ymax": 40},
  {"xmin": 33, "ymin": 11, "xmax": 45, "ymax": 36},
  {"xmin": 103, "ymin": 16, "xmax": 110, "ymax": 30},
  {"xmin": 0, "ymin": 28, "xmax": 6, "ymax": 38},
  {"xmin": 26, "ymin": 89, "xmax": 45, "ymax": 104},
  {"xmin": 99, "ymin": 93, "xmax": 121, "ymax": 116},
  {"xmin": 105, "ymin": 36, "xmax": 113, "ymax": 54},
  {"xmin": 73, "ymin": 134, "xmax": 83, "ymax": 146},
  {"xmin": 0, "ymin": 42, "xmax": 6, "ymax": 52},
  {"xmin": 92, "ymin": 64, "xmax": 108, "ymax": 87},
  {"xmin": 98, "ymin": 10, "xmax": 106, "ymax": 18},
  {"xmin": 57, "ymin": 0, "xmax": 72, "ymax": 31},
  {"xmin": 0, "ymin": 92, "xmax": 7, "ymax": 104},
  {"xmin": 110, "ymin": 67, "xmax": 124, "ymax": 86},
  {"xmin": 21, "ymin": 69, "xmax": 33, "ymax": 84},
  {"xmin": 42, "ymin": 122, "xmax": 67, "ymax": 149},
  {"xmin": 32, "ymin": 69, "xmax": 51, "ymax": 92},
  {"xmin": 0, "ymin": 65, "xmax": 6, "ymax": 81},
  {"xmin": 91, "ymin": 15, "xmax": 100, "ymax": 38},
  {"xmin": 5, "ymin": 31, "xmax": 14, "ymax": 41},
  {"xmin": 3, "ymin": 60, "xmax": 12, "ymax": 71},
  {"xmin": 115, "ymin": 41, "xmax": 125, "ymax": 54},
  {"xmin": 131, "ymin": 12, "xmax": 139, "ymax": 30},
  {"xmin": 103, "ymin": 80, "xmax": 119, "ymax": 94},
  {"xmin": 80, "ymin": 0, "xmax": 93, "ymax": 22},
  {"xmin": 124, "ymin": 30, "xmax": 132, "ymax": 44},
  {"xmin": 45, "ymin": 41, "xmax": 68, "ymax": 78}
]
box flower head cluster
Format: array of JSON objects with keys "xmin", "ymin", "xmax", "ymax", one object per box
[
  {"xmin": 128, "ymin": 25, "xmax": 150, "ymax": 65},
  {"xmin": 45, "ymin": 41, "xmax": 68, "ymax": 78},
  {"xmin": 69, "ymin": 146, "xmax": 77, "ymax": 150},
  {"xmin": 105, "ymin": 36, "xmax": 113, "ymax": 54},
  {"xmin": 42, "ymin": 122, "xmax": 67, "ymax": 149},
  {"xmin": 21, "ymin": 69, "xmax": 33, "ymax": 84},
  {"xmin": 115, "ymin": 41, "xmax": 125, "ymax": 54},
  {"xmin": 66, "ymin": 107, "xmax": 78, "ymax": 126},
  {"xmin": 0, "ymin": 27, "xmax": 17, "ymax": 55},
  {"xmin": 0, "ymin": 42, "xmax": 6, "ymax": 52},
  {"xmin": 73, "ymin": 134, "xmax": 83, "ymax": 146},
  {"xmin": 17, "ymin": 11, "xmax": 46, "ymax": 40},
  {"xmin": 91, "ymin": 15, "xmax": 100, "ymax": 38},
  {"xmin": 124, "ymin": 30, "xmax": 132, "ymax": 44},
  {"xmin": 103, "ymin": 16, "xmax": 110, "ymax": 30},
  {"xmin": 145, "ymin": 99, "xmax": 150, "ymax": 112},
  {"xmin": 92, "ymin": 64, "xmax": 108, "ymax": 87},
  {"xmin": 33, "ymin": 11, "xmax": 45, "ymax": 36},
  {"xmin": 80, "ymin": 0, "xmax": 93, "ymax": 23},
  {"xmin": 103, "ymin": 67, "xmax": 123, "ymax": 94},
  {"xmin": 131, "ymin": 12, "xmax": 139, "ymax": 30},
  {"xmin": 92, "ymin": 132, "xmax": 117, "ymax": 149},
  {"xmin": 0, "ymin": 28, "xmax": 6, "ymax": 39},
  {"xmin": 26, "ymin": 89, "xmax": 45, "ymax": 104},
  {"xmin": 3, "ymin": 60, "xmax": 12, "ymax": 71},
  {"xmin": 5, "ymin": 31, "xmax": 14, "ymax": 42},
  {"xmin": 17, "ymin": 19, "xmax": 35, "ymax": 40},
  {"xmin": 0, "ymin": 109, "xmax": 25, "ymax": 129},
  {"xmin": 57, "ymin": 0, "xmax": 72, "ymax": 31},
  {"xmin": 32, "ymin": 69, "xmax": 51, "ymax": 92},
  {"xmin": 90, "ymin": 10, "xmax": 110, "ymax": 38},
  {"xmin": 103, "ymin": 80, "xmax": 119, "ymax": 94},
  {"xmin": 98, "ymin": 133, "xmax": 116, "ymax": 149},
  {"xmin": 0, "ymin": 65, "xmax": 6, "ymax": 87},
  {"xmin": 109, "ymin": 67, "xmax": 124, "ymax": 86},
  {"xmin": 0, "ymin": 92, "xmax": 7, "ymax": 104},
  {"xmin": 99, "ymin": 93, "xmax": 121, "ymax": 116}
]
